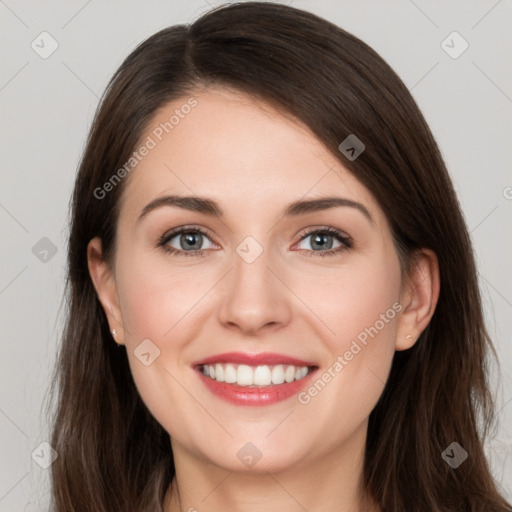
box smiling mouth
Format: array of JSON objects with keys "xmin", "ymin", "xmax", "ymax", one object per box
[{"xmin": 198, "ymin": 363, "xmax": 317, "ymax": 387}]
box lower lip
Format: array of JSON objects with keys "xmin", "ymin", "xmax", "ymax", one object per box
[{"xmin": 196, "ymin": 367, "xmax": 317, "ymax": 406}]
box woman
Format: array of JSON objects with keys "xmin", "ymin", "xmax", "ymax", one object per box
[{"xmin": 47, "ymin": 2, "xmax": 512, "ymax": 511}]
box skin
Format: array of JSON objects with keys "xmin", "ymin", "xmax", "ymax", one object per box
[{"xmin": 88, "ymin": 87, "xmax": 440, "ymax": 512}]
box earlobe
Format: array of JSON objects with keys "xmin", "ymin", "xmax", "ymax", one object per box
[
  {"xmin": 395, "ymin": 248, "xmax": 440, "ymax": 351},
  {"xmin": 87, "ymin": 237, "xmax": 125, "ymax": 345}
]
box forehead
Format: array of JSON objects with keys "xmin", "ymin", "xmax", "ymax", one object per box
[{"xmin": 118, "ymin": 88, "xmax": 384, "ymax": 229}]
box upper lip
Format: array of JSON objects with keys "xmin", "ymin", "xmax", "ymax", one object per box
[{"xmin": 193, "ymin": 352, "xmax": 317, "ymax": 367}]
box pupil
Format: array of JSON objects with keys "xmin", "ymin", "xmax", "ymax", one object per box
[
  {"xmin": 312, "ymin": 233, "xmax": 333, "ymax": 250},
  {"xmin": 182, "ymin": 232, "xmax": 201, "ymax": 250}
]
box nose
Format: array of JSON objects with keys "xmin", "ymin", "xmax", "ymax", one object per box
[{"xmin": 217, "ymin": 244, "xmax": 293, "ymax": 336}]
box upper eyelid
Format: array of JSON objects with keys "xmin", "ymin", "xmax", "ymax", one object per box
[
  {"xmin": 162, "ymin": 225, "xmax": 215, "ymax": 239},
  {"xmin": 297, "ymin": 225, "xmax": 351, "ymax": 240}
]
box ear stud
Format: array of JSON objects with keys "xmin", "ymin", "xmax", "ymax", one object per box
[
  {"xmin": 406, "ymin": 334, "xmax": 413, "ymax": 342},
  {"xmin": 111, "ymin": 329, "xmax": 123, "ymax": 347}
]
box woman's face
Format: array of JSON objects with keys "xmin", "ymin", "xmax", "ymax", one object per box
[{"xmin": 91, "ymin": 87, "xmax": 418, "ymax": 474}]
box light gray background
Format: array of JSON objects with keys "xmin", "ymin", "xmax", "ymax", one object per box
[{"xmin": 1, "ymin": 0, "xmax": 511, "ymax": 509}]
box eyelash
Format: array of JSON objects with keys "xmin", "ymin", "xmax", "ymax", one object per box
[{"xmin": 156, "ymin": 225, "xmax": 353, "ymax": 258}]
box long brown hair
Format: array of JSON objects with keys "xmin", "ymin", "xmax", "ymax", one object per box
[{"xmin": 46, "ymin": 2, "xmax": 512, "ymax": 510}]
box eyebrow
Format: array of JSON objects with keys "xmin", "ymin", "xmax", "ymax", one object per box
[{"xmin": 138, "ymin": 194, "xmax": 374, "ymax": 224}]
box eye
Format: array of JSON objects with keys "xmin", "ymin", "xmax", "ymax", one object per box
[
  {"xmin": 157, "ymin": 225, "xmax": 353, "ymax": 258},
  {"xmin": 157, "ymin": 226, "xmax": 217, "ymax": 257},
  {"xmin": 294, "ymin": 227, "xmax": 353, "ymax": 257}
]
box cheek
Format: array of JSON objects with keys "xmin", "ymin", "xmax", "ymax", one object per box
[
  {"xmin": 297, "ymin": 252, "xmax": 401, "ymax": 413},
  {"xmin": 113, "ymin": 255, "xmax": 202, "ymax": 390},
  {"xmin": 117, "ymin": 256, "xmax": 211, "ymax": 345},
  {"xmin": 299, "ymin": 251, "xmax": 402, "ymax": 354},
  {"xmin": 113, "ymin": 256, "xmax": 212, "ymax": 436}
]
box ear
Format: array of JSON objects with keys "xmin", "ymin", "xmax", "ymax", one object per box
[
  {"xmin": 87, "ymin": 237, "xmax": 125, "ymax": 345},
  {"xmin": 395, "ymin": 248, "xmax": 440, "ymax": 351}
]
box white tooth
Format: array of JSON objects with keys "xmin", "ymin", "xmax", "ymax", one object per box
[
  {"xmin": 284, "ymin": 365, "xmax": 296, "ymax": 383},
  {"xmin": 204, "ymin": 363, "xmax": 309, "ymax": 386},
  {"xmin": 224, "ymin": 363, "xmax": 237, "ymax": 383},
  {"xmin": 271, "ymin": 365, "xmax": 285, "ymax": 385},
  {"xmin": 253, "ymin": 365, "xmax": 272, "ymax": 386},
  {"xmin": 237, "ymin": 364, "xmax": 254, "ymax": 386},
  {"xmin": 215, "ymin": 364, "xmax": 225, "ymax": 382}
]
